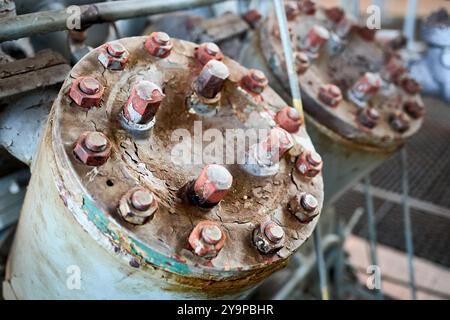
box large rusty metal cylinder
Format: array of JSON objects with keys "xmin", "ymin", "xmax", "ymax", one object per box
[
  {"xmin": 3, "ymin": 36, "xmax": 324, "ymax": 299},
  {"xmin": 239, "ymin": 2, "xmax": 424, "ymax": 205}
]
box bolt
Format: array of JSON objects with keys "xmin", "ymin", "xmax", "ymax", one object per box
[
  {"xmin": 201, "ymin": 225, "xmax": 223, "ymax": 245},
  {"xmin": 253, "ymin": 221, "xmax": 285, "ymax": 254},
  {"xmin": 400, "ymin": 76, "xmax": 421, "ymax": 95},
  {"xmin": 256, "ymin": 127, "xmax": 294, "ymax": 166},
  {"xmin": 193, "ymin": 60, "xmax": 230, "ymax": 99},
  {"xmin": 69, "ymin": 77, "xmax": 104, "ymax": 108},
  {"xmin": 188, "ymin": 221, "xmax": 225, "ymax": 258},
  {"xmin": 107, "ymin": 42, "xmax": 126, "ymax": 57},
  {"xmin": 195, "ymin": 42, "xmax": 224, "ymax": 65},
  {"xmin": 295, "ymin": 150, "xmax": 322, "ymax": 178},
  {"xmin": 123, "ymin": 80, "xmax": 164, "ymax": 124},
  {"xmin": 297, "ymin": 0, "xmax": 316, "ymax": 15},
  {"xmin": 241, "ymin": 69, "xmax": 269, "ymax": 94},
  {"xmin": 98, "ymin": 42, "xmax": 129, "ymax": 70},
  {"xmin": 119, "ymin": 187, "xmax": 158, "ymax": 225},
  {"xmin": 404, "ymin": 100, "xmax": 425, "ymax": 119},
  {"xmin": 275, "ymin": 106, "xmax": 303, "ymax": 133},
  {"xmin": 389, "ymin": 111, "xmax": 410, "ymax": 133},
  {"xmin": 355, "ymin": 25, "xmax": 377, "ymax": 41},
  {"xmin": 318, "ymin": 84, "xmax": 342, "ymax": 108},
  {"xmin": 380, "ymin": 55, "xmax": 406, "ymax": 83},
  {"xmin": 73, "ymin": 131, "xmax": 111, "ymax": 166},
  {"xmin": 348, "ymin": 72, "xmax": 382, "ymax": 107},
  {"xmin": 243, "ymin": 9, "xmax": 262, "ymax": 28},
  {"xmin": 358, "ymin": 107, "xmax": 380, "ymax": 129},
  {"xmin": 288, "ymin": 193, "xmax": 319, "ymax": 223},
  {"xmin": 285, "ymin": 1, "xmax": 299, "ymax": 21},
  {"xmin": 131, "ymin": 189, "xmax": 154, "ymax": 211},
  {"xmin": 264, "ymin": 222, "xmax": 285, "ymax": 243},
  {"xmin": 79, "ymin": 77, "xmax": 100, "ymax": 95},
  {"xmin": 192, "ymin": 164, "xmax": 233, "ymax": 207},
  {"xmin": 85, "ymin": 131, "xmax": 107, "ymax": 152},
  {"xmin": 325, "ymin": 7, "xmax": 345, "ymax": 23},
  {"xmin": 294, "ymin": 51, "xmax": 310, "ymax": 74},
  {"xmin": 144, "ymin": 31, "xmax": 173, "ymax": 58},
  {"xmin": 300, "ymin": 25, "xmax": 329, "ymax": 58}
]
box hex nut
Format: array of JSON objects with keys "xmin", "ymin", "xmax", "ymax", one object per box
[
  {"xmin": 288, "ymin": 192, "xmax": 319, "ymax": 223},
  {"xmin": 98, "ymin": 42, "xmax": 129, "ymax": 70},
  {"xmin": 192, "ymin": 164, "xmax": 233, "ymax": 207},
  {"xmin": 295, "ymin": 150, "xmax": 323, "ymax": 178},
  {"xmin": 241, "ymin": 69, "xmax": 268, "ymax": 94},
  {"xmin": 318, "ymin": 84, "xmax": 343, "ymax": 108},
  {"xmin": 188, "ymin": 221, "xmax": 226, "ymax": 258},
  {"xmin": 275, "ymin": 107, "xmax": 303, "ymax": 133},
  {"xmin": 253, "ymin": 221, "xmax": 285, "ymax": 254},
  {"xmin": 118, "ymin": 187, "xmax": 158, "ymax": 225},
  {"xmin": 69, "ymin": 77, "xmax": 104, "ymax": 108},
  {"xmin": 194, "ymin": 42, "xmax": 224, "ymax": 65},
  {"xmin": 144, "ymin": 32, "xmax": 173, "ymax": 58}
]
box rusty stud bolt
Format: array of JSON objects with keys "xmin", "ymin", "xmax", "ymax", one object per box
[
  {"xmin": 118, "ymin": 187, "xmax": 158, "ymax": 225},
  {"xmin": 191, "ymin": 164, "xmax": 233, "ymax": 208},
  {"xmin": 275, "ymin": 107, "xmax": 303, "ymax": 133},
  {"xmin": 389, "ymin": 111, "xmax": 410, "ymax": 133},
  {"xmin": 73, "ymin": 131, "xmax": 111, "ymax": 166},
  {"xmin": 144, "ymin": 31, "xmax": 173, "ymax": 58},
  {"xmin": 241, "ymin": 69, "xmax": 269, "ymax": 94},
  {"xmin": 98, "ymin": 42, "xmax": 129, "ymax": 70},
  {"xmin": 69, "ymin": 77, "xmax": 104, "ymax": 108},
  {"xmin": 357, "ymin": 107, "xmax": 380, "ymax": 129},
  {"xmin": 300, "ymin": 25, "xmax": 330, "ymax": 58},
  {"xmin": 400, "ymin": 76, "xmax": 421, "ymax": 95},
  {"xmin": 298, "ymin": 0, "xmax": 317, "ymax": 15},
  {"xmin": 294, "ymin": 51, "xmax": 310, "ymax": 74},
  {"xmin": 380, "ymin": 55, "xmax": 406, "ymax": 83},
  {"xmin": 318, "ymin": 84, "xmax": 343, "ymax": 108},
  {"xmin": 288, "ymin": 193, "xmax": 319, "ymax": 223},
  {"xmin": 123, "ymin": 80, "xmax": 165, "ymax": 124},
  {"xmin": 195, "ymin": 42, "xmax": 224, "ymax": 65},
  {"xmin": 295, "ymin": 150, "xmax": 322, "ymax": 178},
  {"xmin": 404, "ymin": 100, "xmax": 425, "ymax": 119},
  {"xmin": 285, "ymin": 1, "xmax": 300, "ymax": 21},
  {"xmin": 188, "ymin": 221, "xmax": 226, "ymax": 258},
  {"xmin": 253, "ymin": 221, "xmax": 285, "ymax": 254},
  {"xmin": 193, "ymin": 60, "xmax": 230, "ymax": 99},
  {"xmin": 256, "ymin": 127, "xmax": 294, "ymax": 166},
  {"xmin": 348, "ymin": 72, "xmax": 382, "ymax": 108}
]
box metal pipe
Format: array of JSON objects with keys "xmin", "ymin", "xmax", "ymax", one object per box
[
  {"xmin": 273, "ymin": 0, "xmax": 304, "ymax": 117},
  {"xmin": 0, "ymin": 0, "xmax": 224, "ymax": 42},
  {"xmin": 313, "ymin": 226, "xmax": 329, "ymax": 300},
  {"xmin": 403, "ymin": 0, "xmax": 418, "ymax": 50},
  {"xmin": 363, "ymin": 175, "xmax": 383, "ymax": 299},
  {"xmin": 401, "ymin": 148, "xmax": 417, "ymax": 299}
]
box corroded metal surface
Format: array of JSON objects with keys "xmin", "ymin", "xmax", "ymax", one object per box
[
  {"xmin": 5, "ymin": 36, "xmax": 324, "ymax": 298},
  {"xmin": 258, "ymin": 5, "xmax": 424, "ymax": 151}
]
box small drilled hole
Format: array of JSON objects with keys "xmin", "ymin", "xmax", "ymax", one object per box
[{"xmin": 106, "ymin": 179, "xmax": 114, "ymax": 187}]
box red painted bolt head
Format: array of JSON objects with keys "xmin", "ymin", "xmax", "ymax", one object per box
[
  {"xmin": 195, "ymin": 42, "xmax": 224, "ymax": 65},
  {"xmin": 298, "ymin": 0, "xmax": 317, "ymax": 15},
  {"xmin": 400, "ymin": 76, "xmax": 421, "ymax": 95},
  {"xmin": 355, "ymin": 25, "xmax": 377, "ymax": 41},
  {"xmin": 325, "ymin": 6, "xmax": 345, "ymax": 23},
  {"xmin": 69, "ymin": 77, "xmax": 104, "ymax": 108},
  {"xmin": 288, "ymin": 192, "xmax": 319, "ymax": 223},
  {"xmin": 188, "ymin": 221, "xmax": 226, "ymax": 258},
  {"xmin": 304, "ymin": 25, "xmax": 330, "ymax": 52},
  {"xmin": 98, "ymin": 42, "xmax": 129, "ymax": 70},
  {"xmin": 264, "ymin": 222, "xmax": 285, "ymax": 243},
  {"xmin": 349, "ymin": 72, "xmax": 382, "ymax": 104},
  {"xmin": 73, "ymin": 131, "xmax": 111, "ymax": 166},
  {"xmin": 404, "ymin": 100, "xmax": 425, "ymax": 119},
  {"xmin": 144, "ymin": 32, "xmax": 173, "ymax": 58},
  {"xmin": 119, "ymin": 187, "xmax": 158, "ymax": 225},
  {"xmin": 318, "ymin": 84, "xmax": 343, "ymax": 108},
  {"xmin": 193, "ymin": 60, "xmax": 230, "ymax": 99},
  {"xmin": 295, "ymin": 150, "xmax": 322, "ymax": 178},
  {"xmin": 275, "ymin": 107, "xmax": 303, "ymax": 133},
  {"xmin": 123, "ymin": 80, "xmax": 164, "ymax": 124},
  {"xmin": 256, "ymin": 127, "xmax": 294, "ymax": 165},
  {"xmin": 253, "ymin": 221, "xmax": 285, "ymax": 254},
  {"xmin": 358, "ymin": 107, "xmax": 380, "ymax": 129},
  {"xmin": 389, "ymin": 111, "xmax": 410, "ymax": 133},
  {"xmin": 241, "ymin": 69, "xmax": 269, "ymax": 94},
  {"xmin": 381, "ymin": 55, "xmax": 406, "ymax": 83},
  {"xmin": 294, "ymin": 51, "xmax": 310, "ymax": 74},
  {"xmin": 193, "ymin": 164, "xmax": 233, "ymax": 205},
  {"xmin": 285, "ymin": 1, "xmax": 300, "ymax": 21}
]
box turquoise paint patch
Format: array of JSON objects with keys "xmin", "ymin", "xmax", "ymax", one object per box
[{"xmin": 83, "ymin": 196, "xmax": 191, "ymax": 275}]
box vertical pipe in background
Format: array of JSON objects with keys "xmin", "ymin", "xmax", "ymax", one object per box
[
  {"xmin": 403, "ymin": 0, "xmax": 418, "ymax": 50},
  {"xmin": 363, "ymin": 175, "xmax": 383, "ymax": 300},
  {"xmin": 401, "ymin": 148, "xmax": 417, "ymax": 300},
  {"xmin": 313, "ymin": 226, "xmax": 329, "ymax": 300}
]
